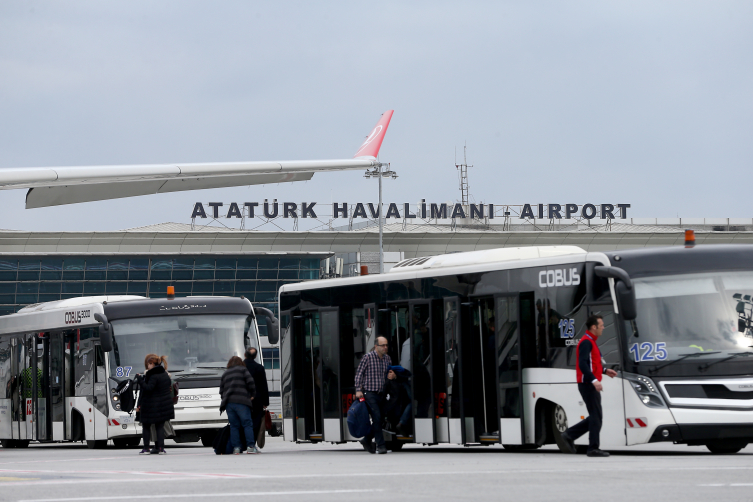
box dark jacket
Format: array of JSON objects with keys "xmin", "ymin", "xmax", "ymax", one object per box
[
  {"xmin": 135, "ymin": 365, "xmax": 175, "ymax": 424},
  {"xmin": 220, "ymin": 365, "xmax": 256, "ymax": 413},
  {"xmin": 244, "ymin": 358, "xmax": 269, "ymax": 411}
]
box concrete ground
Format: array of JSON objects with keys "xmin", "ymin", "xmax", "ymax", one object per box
[{"xmin": 0, "ymin": 438, "xmax": 751, "ymax": 502}]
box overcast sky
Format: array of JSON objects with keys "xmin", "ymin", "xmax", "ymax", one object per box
[{"xmin": 1, "ymin": 1, "xmax": 751, "ymax": 231}]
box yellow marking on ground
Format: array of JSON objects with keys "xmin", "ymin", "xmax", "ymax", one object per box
[{"xmin": 0, "ymin": 476, "xmax": 39, "ymax": 481}]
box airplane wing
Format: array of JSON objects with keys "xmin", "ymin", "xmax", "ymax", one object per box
[{"xmin": 0, "ymin": 110, "xmax": 394, "ymax": 209}]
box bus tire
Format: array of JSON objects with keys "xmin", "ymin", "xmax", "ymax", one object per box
[
  {"xmin": 550, "ymin": 404, "xmax": 572, "ymax": 453},
  {"xmin": 113, "ymin": 438, "xmax": 137, "ymax": 448},
  {"xmin": 87, "ymin": 440, "xmax": 108, "ymax": 449},
  {"xmin": 1, "ymin": 439, "xmax": 15, "ymax": 448},
  {"xmin": 200, "ymin": 430, "xmax": 218, "ymax": 447},
  {"xmin": 388, "ymin": 440, "xmax": 403, "ymax": 452},
  {"xmin": 706, "ymin": 440, "xmax": 747, "ymax": 454},
  {"xmin": 15, "ymin": 440, "xmax": 30, "ymax": 448}
]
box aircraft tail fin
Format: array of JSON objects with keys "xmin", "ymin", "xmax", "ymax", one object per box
[{"xmin": 353, "ymin": 110, "xmax": 394, "ymax": 159}]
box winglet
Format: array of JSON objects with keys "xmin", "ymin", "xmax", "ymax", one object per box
[{"xmin": 353, "ymin": 110, "xmax": 394, "ymax": 159}]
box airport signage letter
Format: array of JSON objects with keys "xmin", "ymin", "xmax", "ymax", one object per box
[{"xmin": 191, "ymin": 202, "xmax": 630, "ymax": 220}]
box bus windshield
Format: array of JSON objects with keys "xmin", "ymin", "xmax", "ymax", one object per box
[
  {"xmin": 629, "ymin": 271, "xmax": 753, "ymax": 364},
  {"xmin": 108, "ymin": 314, "xmax": 255, "ymax": 379}
]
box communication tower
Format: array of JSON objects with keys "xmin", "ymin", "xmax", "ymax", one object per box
[{"xmin": 455, "ymin": 144, "xmax": 472, "ymax": 205}]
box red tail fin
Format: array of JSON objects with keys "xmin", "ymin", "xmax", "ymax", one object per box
[{"xmin": 353, "ymin": 110, "xmax": 394, "ymax": 159}]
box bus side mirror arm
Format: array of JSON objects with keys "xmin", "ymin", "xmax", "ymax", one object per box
[
  {"xmin": 594, "ymin": 266, "xmax": 637, "ymax": 321},
  {"xmin": 94, "ymin": 313, "xmax": 113, "ymax": 352},
  {"xmin": 254, "ymin": 307, "xmax": 280, "ymax": 345}
]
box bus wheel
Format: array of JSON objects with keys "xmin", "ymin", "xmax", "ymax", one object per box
[
  {"xmin": 706, "ymin": 440, "xmax": 747, "ymax": 454},
  {"xmin": 200, "ymin": 430, "xmax": 218, "ymax": 447},
  {"xmin": 388, "ymin": 440, "xmax": 403, "ymax": 452},
  {"xmin": 1, "ymin": 439, "xmax": 15, "ymax": 448},
  {"xmin": 551, "ymin": 404, "xmax": 572, "ymax": 453},
  {"xmin": 87, "ymin": 440, "xmax": 108, "ymax": 449},
  {"xmin": 113, "ymin": 438, "xmax": 134, "ymax": 448}
]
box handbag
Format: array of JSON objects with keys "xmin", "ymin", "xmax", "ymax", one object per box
[
  {"xmin": 150, "ymin": 421, "xmax": 176, "ymax": 438},
  {"xmin": 265, "ymin": 410, "xmax": 273, "ymax": 430}
]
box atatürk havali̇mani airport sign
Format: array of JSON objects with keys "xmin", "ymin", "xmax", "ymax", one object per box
[{"xmin": 190, "ymin": 201, "xmax": 631, "ymax": 220}]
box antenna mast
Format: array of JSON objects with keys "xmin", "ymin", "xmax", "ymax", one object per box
[{"xmin": 455, "ymin": 143, "xmax": 472, "ymax": 205}]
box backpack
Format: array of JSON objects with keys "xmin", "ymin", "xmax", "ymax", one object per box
[
  {"xmin": 347, "ymin": 398, "xmax": 371, "ymax": 438},
  {"xmin": 115, "ymin": 379, "xmax": 137, "ymax": 414},
  {"xmin": 212, "ymin": 424, "xmax": 247, "ymax": 454}
]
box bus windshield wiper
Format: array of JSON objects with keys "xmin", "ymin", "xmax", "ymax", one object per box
[
  {"xmin": 173, "ymin": 371, "xmax": 217, "ymax": 379},
  {"xmin": 699, "ymin": 351, "xmax": 753, "ymax": 371},
  {"xmin": 649, "ymin": 351, "xmax": 721, "ymax": 374}
]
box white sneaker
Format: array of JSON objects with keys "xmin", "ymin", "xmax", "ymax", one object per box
[
  {"xmin": 233, "ymin": 447, "xmax": 241, "ymax": 455},
  {"xmin": 246, "ymin": 445, "xmax": 261, "ymax": 454}
]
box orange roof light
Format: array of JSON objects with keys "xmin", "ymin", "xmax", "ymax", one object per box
[
  {"xmin": 684, "ymin": 229, "xmax": 695, "ymax": 248},
  {"xmin": 167, "ymin": 286, "xmax": 175, "ymax": 299}
]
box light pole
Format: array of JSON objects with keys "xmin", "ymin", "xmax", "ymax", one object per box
[{"xmin": 365, "ymin": 163, "xmax": 397, "ymax": 273}]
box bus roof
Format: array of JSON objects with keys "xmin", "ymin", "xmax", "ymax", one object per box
[
  {"xmin": 17, "ymin": 295, "xmax": 146, "ymax": 313},
  {"xmin": 280, "ymin": 246, "xmax": 595, "ymax": 293}
]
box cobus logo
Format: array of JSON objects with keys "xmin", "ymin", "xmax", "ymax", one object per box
[
  {"xmin": 539, "ymin": 268, "xmax": 581, "ymax": 288},
  {"xmin": 64, "ymin": 310, "xmax": 91, "ymax": 324}
]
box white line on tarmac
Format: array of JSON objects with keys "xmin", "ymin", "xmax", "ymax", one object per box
[
  {"xmin": 698, "ymin": 483, "xmax": 753, "ymax": 487},
  {"xmin": 1, "ymin": 465, "xmax": 751, "ymax": 482},
  {"xmin": 18, "ymin": 488, "xmax": 382, "ymax": 502}
]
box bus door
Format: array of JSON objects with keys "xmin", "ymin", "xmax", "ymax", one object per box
[
  {"xmin": 443, "ymin": 298, "xmax": 463, "ymax": 444},
  {"xmin": 318, "ymin": 308, "xmax": 343, "ymax": 442},
  {"xmin": 292, "ymin": 311, "xmax": 323, "ymax": 441},
  {"xmin": 0, "ymin": 336, "xmax": 11, "ymax": 441},
  {"xmin": 409, "ymin": 301, "xmax": 439, "ymax": 444},
  {"xmin": 32, "ymin": 333, "xmax": 48, "ymax": 441},
  {"xmin": 495, "ymin": 295, "xmax": 524, "ymax": 446},
  {"xmin": 48, "ymin": 332, "xmax": 66, "ymax": 441},
  {"xmin": 460, "ymin": 297, "xmax": 499, "ymax": 444},
  {"xmin": 9, "ymin": 336, "xmax": 25, "ymax": 442},
  {"xmin": 280, "ymin": 311, "xmax": 295, "ymax": 441}
]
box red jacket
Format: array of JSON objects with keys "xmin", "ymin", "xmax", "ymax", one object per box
[{"xmin": 575, "ymin": 331, "xmax": 602, "ymax": 383}]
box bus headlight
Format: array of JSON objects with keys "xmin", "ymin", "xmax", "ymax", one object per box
[{"xmin": 624, "ymin": 373, "xmax": 666, "ymax": 408}]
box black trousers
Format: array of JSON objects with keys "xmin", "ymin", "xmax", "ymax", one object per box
[
  {"xmin": 143, "ymin": 421, "xmax": 165, "ymax": 450},
  {"xmin": 362, "ymin": 391, "xmax": 386, "ymax": 448},
  {"xmin": 565, "ymin": 383, "xmax": 602, "ymax": 451}
]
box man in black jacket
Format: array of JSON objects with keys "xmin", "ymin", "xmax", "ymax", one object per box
[{"xmin": 244, "ymin": 347, "xmax": 270, "ymax": 440}]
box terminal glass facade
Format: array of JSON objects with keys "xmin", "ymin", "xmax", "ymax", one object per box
[{"xmin": 0, "ymin": 255, "xmax": 322, "ymax": 329}]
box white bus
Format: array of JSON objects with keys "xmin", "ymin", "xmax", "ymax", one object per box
[
  {"xmin": 278, "ymin": 243, "xmax": 753, "ymax": 454},
  {"xmin": 0, "ymin": 294, "xmax": 278, "ymax": 448}
]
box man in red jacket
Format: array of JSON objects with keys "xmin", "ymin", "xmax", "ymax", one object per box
[{"xmin": 561, "ymin": 315, "xmax": 617, "ymax": 457}]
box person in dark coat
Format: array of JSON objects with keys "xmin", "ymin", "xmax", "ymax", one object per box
[
  {"xmin": 220, "ymin": 356, "xmax": 258, "ymax": 454},
  {"xmin": 244, "ymin": 347, "xmax": 269, "ymax": 440},
  {"xmin": 135, "ymin": 354, "xmax": 175, "ymax": 455}
]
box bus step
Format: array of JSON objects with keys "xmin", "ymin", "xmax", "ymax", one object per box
[
  {"xmin": 396, "ymin": 435, "xmax": 413, "ymax": 441},
  {"xmin": 479, "ymin": 434, "xmax": 499, "ymax": 442},
  {"xmin": 309, "ymin": 433, "xmax": 323, "ymax": 441}
]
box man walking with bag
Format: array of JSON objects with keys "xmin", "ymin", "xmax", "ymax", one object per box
[
  {"xmin": 355, "ymin": 336, "xmax": 391, "ymax": 454},
  {"xmin": 561, "ymin": 315, "xmax": 618, "ymax": 457}
]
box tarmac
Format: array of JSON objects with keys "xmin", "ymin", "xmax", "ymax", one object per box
[{"xmin": 0, "ymin": 438, "xmax": 751, "ymax": 502}]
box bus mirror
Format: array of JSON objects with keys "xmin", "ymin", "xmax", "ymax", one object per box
[
  {"xmin": 738, "ymin": 319, "xmax": 747, "ymax": 333},
  {"xmin": 594, "ymin": 266, "xmax": 636, "ymax": 321},
  {"xmin": 615, "ymin": 281, "xmax": 637, "ymax": 321},
  {"xmin": 94, "ymin": 313, "xmax": 113, "ymax": 352},
  {"xmin": 736, "ymin": 301, "xmax": 746, "ymax": 314},
  {"xmin": 254, "ymin": 307, "xmax": 280, "ymax": 345}
]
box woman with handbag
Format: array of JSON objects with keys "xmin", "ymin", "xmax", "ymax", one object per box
[{"xmin": 135, "ymin": 354, "xmax": 175, "ymax": 455}]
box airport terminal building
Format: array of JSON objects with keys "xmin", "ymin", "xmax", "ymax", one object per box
[{"xmin": 1, "ymin": 218, "xmax": 752, "ymax": 319}]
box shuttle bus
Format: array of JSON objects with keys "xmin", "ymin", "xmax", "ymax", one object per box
[
  {"xmin": 0, "ymin": 294, "xmax": 278, "ymax": 448},
  {"xmin": 278, "ymin": 243, "xmax": 753, "ymax": 454}
]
